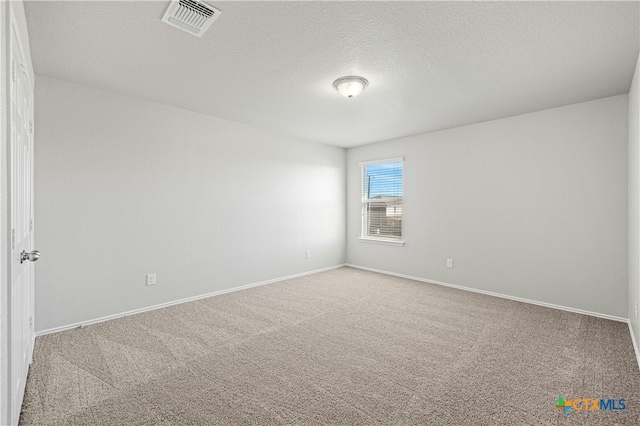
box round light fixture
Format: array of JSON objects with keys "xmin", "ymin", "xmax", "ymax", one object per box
[{"xmin": 333, "ymin": 76, "xmax": 369, "ymax": 98}]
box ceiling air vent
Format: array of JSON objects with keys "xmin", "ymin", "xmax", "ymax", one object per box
[{"xmin": 161, "ymin": 0, "xmax": 221, "ymax": 37}]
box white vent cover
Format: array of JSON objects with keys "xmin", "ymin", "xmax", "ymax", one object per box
[{"xmin": 161, "ymin": 0, "xmax": 221, "ymax": 37}]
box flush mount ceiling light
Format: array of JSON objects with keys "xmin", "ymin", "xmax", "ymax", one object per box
[{"xmin": 333, "ymin": 76, "xmax": 369, "ymax": 98}]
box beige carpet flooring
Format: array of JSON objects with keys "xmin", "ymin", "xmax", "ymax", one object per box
[{"xmin": 20, "ymin": 267, "xmax": 640, "ymax": 425}]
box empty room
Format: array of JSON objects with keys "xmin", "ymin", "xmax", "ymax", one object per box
[{"xmin": 1, "ymin": 0, "xmax": 639, "ymax": 425}]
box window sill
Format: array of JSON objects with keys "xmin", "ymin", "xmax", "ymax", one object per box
[{"xmin": 359, "ymin": 237, "xmax": 405, "ymax": 247}]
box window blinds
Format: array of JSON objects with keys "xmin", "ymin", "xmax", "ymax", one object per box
[{"xmin": 362, "ymin": 159, "xmax": 403, "ymax": 240}]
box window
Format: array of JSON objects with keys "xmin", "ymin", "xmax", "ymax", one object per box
[{"xmin": 361, "ymin": 158, "xmax": 404, "ymax": 245}]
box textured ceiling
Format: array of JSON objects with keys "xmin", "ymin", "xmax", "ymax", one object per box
[{"xmin": 24, "ymin": 1, "xmax": 640, "ymax": 148}]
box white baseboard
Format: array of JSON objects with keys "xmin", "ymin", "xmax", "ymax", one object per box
[
  {"xmin": 628, "ymin": 321, "xmax": 640, "ymax": 370},
  {"xmin": 345, "ymin": 264, "xmax": 628, "ymax": 322},
  {"xmin": 29, "ymin": 332, "xmax": 35, "ymax": 364},
  {"xmin": 36, "ymin": 264, "xmax": 346, "ymax": 336}
]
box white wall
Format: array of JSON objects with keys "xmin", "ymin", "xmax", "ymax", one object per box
[
  {"xmin": 347, "ymin": 95, "xmax": 629, "ymax": 318},
  {"xmin": 34, "ymin": 76, "xmax": 346, "ymax": 332},
  {"xmin": 629, "ymin": 53, "xmax": 640, "ymax": 346}
]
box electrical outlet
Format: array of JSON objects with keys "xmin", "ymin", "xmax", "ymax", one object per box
[
  {"xmin": 447, "ymin": 259, "xmax": 454, "ymax": 268},
  {"xmin": 306, "ymin": 250, "xmax": 311, "ymax": 259},
  {"xmin": 146, "ymin": 273, "xmax": 156, "ymax": 286}
]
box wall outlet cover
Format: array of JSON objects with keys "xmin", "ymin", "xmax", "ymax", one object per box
[{"xmin": 146, "ymin": 273, "xmax": 157, "ymax": 286}]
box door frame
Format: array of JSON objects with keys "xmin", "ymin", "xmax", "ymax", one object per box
[{"xmin": 0, "ymin": 1, "xmax": 7, "ymax": 422}]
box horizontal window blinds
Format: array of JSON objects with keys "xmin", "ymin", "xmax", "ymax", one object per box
[{"xmin": 362, "ymin": 159, "xmax": 403, "ymax": 240}]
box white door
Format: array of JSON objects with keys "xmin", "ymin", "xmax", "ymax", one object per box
[{"xmin": 8, "ymin": 15, "xmax": 36, "ymax": 426}]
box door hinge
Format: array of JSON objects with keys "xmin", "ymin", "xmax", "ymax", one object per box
[
  {"xmin": 11, "ymin": 228, "xmax": 15, "ymax": 249},
  {"xmin": 11, "ymin": 60, "xmax": 16, "ymax": 82},
  {"xmin": 29, "ymin": 121, "xmax": 34, "ymax": 135},
  {"xmin": 29, "ymin": 316, "xmax": 33, "ymax": 329},
  {"xmin": 29, "ymin": 219, "xmax": 33, "ymax": 232}
]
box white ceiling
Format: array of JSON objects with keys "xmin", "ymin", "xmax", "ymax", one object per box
[{"xmin": 24, "ymin": 1, "xmax": 640, "ymax": 148}]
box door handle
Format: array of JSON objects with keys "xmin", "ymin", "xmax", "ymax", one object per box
[{"xmin": 20, "ymin": 250, "xmax": 40, "ymax": 264}]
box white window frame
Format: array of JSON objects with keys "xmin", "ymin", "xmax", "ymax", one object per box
[{"xmin": 359, "ymin": 157, "xmax": 405, "ymax": 246}]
